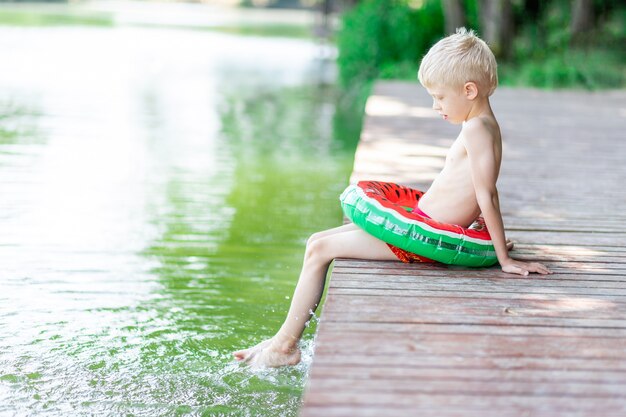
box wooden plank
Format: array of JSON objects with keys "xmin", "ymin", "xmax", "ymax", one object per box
[
  {"xmin": 330, "ymin": 267, "xmax": 626, "ymax": 282},
  {"xmin": 303, "ymin": 392, "xmax": 626, "ymax": 410},
  {"xmin": 304, "ymin": 378, "xmax": 626, "ymax": 397},
  {"xmin": 310, "ymin": 352, "xmax": 626, "ymax": 372},
  {"xmin": 319, "ymin": 321, "xmax": 626, "ymax": 338},
  {"xmin": 327, "ymin": 288, "xmax": 626, "ymax": 305},
  {"xmin": 308, "ymin": 364, "xmax": 626, "ymax": 384},
  {"xmin": 329, "ymin": 278, "xmax": 626, "ymax": 297},
  {"xmin": 321, "ymin": 313, "xmax": 626, "ymax": 330},
  {"xmin": 506, "ymin": 231, "xmax": 626, "ymax": 247},
  {"xmin": 332, "ymin": 261, "xmax": 626, "ymax": 278},
  {"xmin": 312, "ymin": 333, "xmax": 626, "ymax": 359},
  {"xmin": 322, "ymin": 294, "xmax": 626, "ymax": 321},
  {"xmin": 329, "ymin": 270, "xmax": 626, "ymax": 287},
  {"xmin": 301, "ymin": 406, "xmax": 626, "ymax": 417}
]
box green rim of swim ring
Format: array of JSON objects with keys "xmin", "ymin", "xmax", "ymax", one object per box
[{"xmin": 340, "ymin": 181, "xmax": 498, "ymax": 267}]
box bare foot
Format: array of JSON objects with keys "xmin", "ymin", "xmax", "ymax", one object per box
[
  {"xmin": 233, "ymin": 337, "xmax": 301, "ymax": 369},
  {"xmin": 506, "ymin": 239, "xmax": 514, "ymax": 251},
  {"xmin": 233, "ymin": 339, "xmax": 271, "ymax": 362}
]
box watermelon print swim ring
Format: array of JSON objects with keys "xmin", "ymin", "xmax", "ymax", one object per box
[{"xmin": 340, "ymin": 181, "xmax": 498, "ymax": 267}]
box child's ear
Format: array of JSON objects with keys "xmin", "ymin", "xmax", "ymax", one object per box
[{"xmin": 464, "ymin": 82, "xmax": 478, "ymax": 100}]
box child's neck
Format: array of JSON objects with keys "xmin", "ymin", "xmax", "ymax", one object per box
[{"xmin": 465, "ymin": 96, "xmax": 493, "ymax": 122}]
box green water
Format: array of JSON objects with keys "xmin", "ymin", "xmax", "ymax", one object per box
[{"xmin": 0, "ymin": 25, "xmax": 361, "ymax": 416}]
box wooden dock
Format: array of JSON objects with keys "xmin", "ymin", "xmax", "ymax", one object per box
[{"xmin": 299, "ymin": 82, "xmax": 626, "ymax": 417}]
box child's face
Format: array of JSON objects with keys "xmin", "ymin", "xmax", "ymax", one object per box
[{"xmin": 426, "ymin": 86, "xmax": 471, "ymax": 125}]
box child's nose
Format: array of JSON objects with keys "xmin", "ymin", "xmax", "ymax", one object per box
[{"xmin": 432, "ymin": 100, "xmax": 440, "ymax": 110}]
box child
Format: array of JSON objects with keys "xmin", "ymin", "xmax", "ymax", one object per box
[{"xmin": 233, "ymin": 28, "xmax": 551, "ymax": 368}]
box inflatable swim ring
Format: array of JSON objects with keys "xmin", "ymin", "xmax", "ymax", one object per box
[{"xmin": 340, "ymin": 181, "xmax": 498, "ymax": 267}]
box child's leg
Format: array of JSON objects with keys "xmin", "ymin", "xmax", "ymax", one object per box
[
  {"xmin": 233, "ymin": 227, "xmax": 396, "ymax": 368},
  {"xmin": 306, "ymin": 222, "xmax": 359, "ymax": 243},
  {"xmin": 278, "ymin": 227, "xmax": 397, "ymax": 340}
]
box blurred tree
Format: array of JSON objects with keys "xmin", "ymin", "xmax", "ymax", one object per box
[
  {"xmin": 478, "ymin": 0, "xmax": 513, "ymax": 58},
  {"xmin": 439, "ymin": 0, "xmax": 516, "ymax": 58},
  {"xmin": 442, "ymin": 0, "xmax": 466, "ymax": 34},
  {"xmin": 571, "ymin": 0, "xmax": 594, "ymax": 35}
]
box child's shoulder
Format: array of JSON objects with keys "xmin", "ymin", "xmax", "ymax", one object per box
[{"xmin": 461, "ymin": 115, "xmax": 500, "ymax": 145}]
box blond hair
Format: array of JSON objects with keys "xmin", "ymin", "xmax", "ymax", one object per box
[{"xmin": 418, "ymin": 28, "xmax": 498, "ymax": 96}]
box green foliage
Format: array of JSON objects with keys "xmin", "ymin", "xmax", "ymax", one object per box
[
  {"xmin": 504, "ymin": 0, "xmax": 626, "ymax": 89},
  {"xmin": 336, "ymin": 0, "xmax": 444, "ymax": 86},
  {"xmin": 337, "ymin": 0, "xmax": 624, "ymax": 89},
  {"xmin": 500, "ymin": 48, "xmax": 624, "ymax": 89},
  {"xmin": 379, "ymin": 60, "xmax": 422, "ymax": 80}
]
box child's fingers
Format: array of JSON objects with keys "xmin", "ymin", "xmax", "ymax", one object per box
[
  {"xmin": 503, "ymin": 261, "xmax": 552, "ymax": 276},
  {"xmin": 528, "ymin": 262, "xmax": 552, "ymax": 275}
]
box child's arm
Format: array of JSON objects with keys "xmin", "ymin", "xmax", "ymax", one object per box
[{"xmin": 464, "ymin": 122, "xmax": 551, "ymax": 276}]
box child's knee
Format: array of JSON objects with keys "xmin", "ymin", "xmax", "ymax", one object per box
[
  {"xmin": 304, "ymin": 238, "xmax": 332, "ymax": 264},
  {"xmin": 306, "ymin": 232, "xmax": 323, "ymax": 248}
]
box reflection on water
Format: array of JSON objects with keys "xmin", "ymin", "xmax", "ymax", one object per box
[{"xmin": 0, "ymin": 25, "xmax": 359, "ymax": 416}]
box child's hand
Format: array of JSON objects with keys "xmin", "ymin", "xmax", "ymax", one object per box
[{"xmin": 500, "ymin": 258, "xmax": 552, "ymax": 276}]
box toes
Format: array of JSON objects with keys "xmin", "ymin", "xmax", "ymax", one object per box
[
  {"xmin": 233, "ymin": 347, "xmax": 257, "ymax": 362},
  {"xmin": 233, "ymin": 350, "xmax": 248, "ymax": 361},
  {"xmin": 233, "ymin": 340, "xmax": 272, "ymax": 364},
  {"xmin": 533, "ymin": 263, "xmax": 552, "ymax": 275},
  {"xmin": 242, "ymin": 350, "xmax": 258, "ymax": 364}
]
